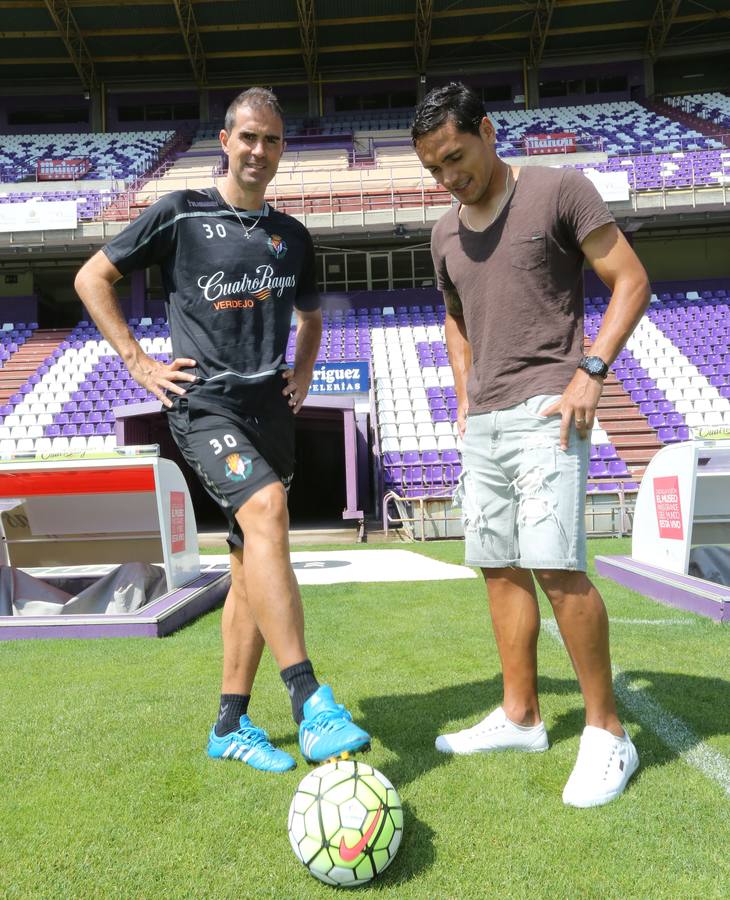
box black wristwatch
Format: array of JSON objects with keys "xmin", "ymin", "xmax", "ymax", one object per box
[{"xmin": 578, "ymin": 355, "xmax": 609, "ymax": 378}]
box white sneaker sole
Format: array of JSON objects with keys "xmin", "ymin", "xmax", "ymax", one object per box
[
  {"xmin": 435, "ymin": 735, "xmax": 549, "ymax": 755},
  {"xmin": 563, "ymin": 755, "xmax": 639, "ymax": 808}
]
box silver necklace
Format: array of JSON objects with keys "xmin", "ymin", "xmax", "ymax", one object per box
[
  {"xmin": 463, "ymin": 167, "xmax": 513, "ymax": 231},
  {"xmin": 216, "ymin": 188, "xmax": 266, "ymax": 239}
]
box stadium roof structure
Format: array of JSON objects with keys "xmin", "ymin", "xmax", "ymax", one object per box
[{"xmin": 1, "ymin": 0, "xmax": 730, "ymax": 92}]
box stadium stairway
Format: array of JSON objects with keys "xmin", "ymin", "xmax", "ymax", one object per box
[
  {"xmin": 0, "ymin": 329, "xmax": 73, "ymax": 404},
  {"xmin": 588, "ymin": 340, "xmax": 662, "ymax": 475}
]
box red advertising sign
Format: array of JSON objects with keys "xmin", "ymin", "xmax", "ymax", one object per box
[
  {"xmin": 653, "ymin": 475, "xmax": 684, "ymax": 540},
  {"xmin": 524, "ymin": 132, "xmax": 577, "ymax": 155},
  {"xmin": 36, "ymin": 158, "xmax": 91, "ymax": 181},
  {"xmin": 170, "ymin": 490, "xmax": 186, "ymax": 553}
]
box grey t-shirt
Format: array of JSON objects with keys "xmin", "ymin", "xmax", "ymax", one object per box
[{"xmin": 431, "ymin": 166, "xmax": 614, "ymax": 414}]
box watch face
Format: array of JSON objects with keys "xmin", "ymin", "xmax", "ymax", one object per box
[{"xmin": 583, "ymin": 356, "xmax": 606, "ymax": 375}]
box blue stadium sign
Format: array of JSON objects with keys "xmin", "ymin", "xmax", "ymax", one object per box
[{"xmin": 309, "ymin": 362, "xmax": 370, "ymax": 394}]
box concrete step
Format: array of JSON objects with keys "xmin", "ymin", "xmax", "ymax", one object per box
[
  {"xmin": 605, "ymin": 422, "xmax": 655, "ymax": 435},
  {"xmin": 613, "ymin": 434, "xmax": 663, "ymax": 449},
  {"xmin": 621, "ymin": 448, "xmax": 662, "ymax": 465}
]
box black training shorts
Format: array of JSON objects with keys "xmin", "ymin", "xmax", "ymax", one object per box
[{"xmin": 166, "ymin": 396, "xmax": 295, "ymax": 550}]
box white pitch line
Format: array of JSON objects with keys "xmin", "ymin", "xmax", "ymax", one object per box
[
  {"xmin": 606, "ymin": 618, "xmax": 698, "ymax": 626},
  {"xmin": 613, "ymin": 672, "xmax": 730, "ymax": 797},
  {"xmin": 542, "ymin": 619, "xmax": 730, "ymax": 797},
  {"xmin": 542, "ymin": 617, "xmax": 698, "ymax": 627}
]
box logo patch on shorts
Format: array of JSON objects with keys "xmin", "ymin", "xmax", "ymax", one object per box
[
  {"xmin": 224, "ymin": 452, "xmax": 253, "ymax": 482},
  {"xmin": 267, "ymin": 234, "xmax": 287, "ymax": 259}
]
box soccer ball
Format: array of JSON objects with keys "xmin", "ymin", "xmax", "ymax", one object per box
[{"xmin": 288, "ymin": 759, "xmax": 403, "ymax": 887}]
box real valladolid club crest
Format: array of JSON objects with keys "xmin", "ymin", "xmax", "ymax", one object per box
[
  {"xmin": 224, "ymin": 453, "xmax": 253, "ymax": 482},
  {"xmin": 267, "ymin": 234, "xmax": 287, "ymax": 259}
]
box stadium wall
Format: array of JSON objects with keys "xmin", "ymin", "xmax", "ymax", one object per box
[
  {"xmin": 0, "ymin": 295, "xmax": 37, "ymax": 322},
  {"xmin": 654, "ymin": 54, "xmax": 730, "ymax": 96},
  {"xmin": 634, "ymin": 231, "xmax": 730, "ymax": 282},
  {"xmin": 105, "ymin": 89, "xmax": 200, "ymax": 132},
  {"xmin": 1, "ymin": 95, "xmax": 91, "ymax": 134}
]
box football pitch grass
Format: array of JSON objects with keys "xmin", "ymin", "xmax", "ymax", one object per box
[{"xmin": 2, "ymin": 537, "xmax": 729, "ymax": 899}]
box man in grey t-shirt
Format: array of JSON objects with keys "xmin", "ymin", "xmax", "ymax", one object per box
[{"xmin": 412, "ymin": 83, "xmax": 650, "ymax": 808}]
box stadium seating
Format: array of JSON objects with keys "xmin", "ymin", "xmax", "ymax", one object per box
[
  {"xmin": 0, "ymin": 319, "xmax": 169, "ymax": 457},
  {"xmin": 0, "ymin": 131, "xmax": 175, "ymax": 182},
  {"xmin": 664, "ymin": 92, "xmax": 730, "ymax": 132},
  {"xmin": 587, "ymin": 290, "xmax": 730, "ymax": 453},
  {"xmin": 574, "ymin": 149, "xmax": 730, "ymax": 190},
  {"xmin": 489, "ymin": 101, "xmax": 724, "ymax": 156},
  {"xmin": 1, "ymin": 285, "xmax": 728, "ymax": 501}
]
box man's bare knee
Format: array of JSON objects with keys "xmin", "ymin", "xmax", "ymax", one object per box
[
  {"xmin": 482, "ymin": 566, "xmax": 535, "ymax": 591},
  {"xmin": 237, "ymin": 482, "xmax": 289, "ymax": 539},
  {"xmin": 534, "ymin": 569, "xmax": 592, "ymax": 604}
]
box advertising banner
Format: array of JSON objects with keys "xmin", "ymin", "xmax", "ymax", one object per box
[
  {"xmin": 0, "ymin": 200, "xmax": 78, "ymax": 233},
  {"xmin": 309, "ymin": 362, "xmax": 370, "ymax": 394},
  {"xmin": 524, "ymin": 132, "xmax": 577, "ymax": 155},
  {"xmin": 653, "ymin": 475, "xmax": 684, "ymax": 540},
  {"xmin": 581, "ymin": 170, "xmax": 630, "ymax": 202},
  {"xmin": 37, "ymin": 158, "xmax": 91, "ymax": 181}
]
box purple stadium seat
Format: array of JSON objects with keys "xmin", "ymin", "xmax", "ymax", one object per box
[{"xmin": 608, "ymin": 459, "xmax": 629, "ymax": 477}]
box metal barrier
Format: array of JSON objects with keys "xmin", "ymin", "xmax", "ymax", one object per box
[{"xmin": 383, "ymin": 482, "xmax": 640, "ymax": 542}]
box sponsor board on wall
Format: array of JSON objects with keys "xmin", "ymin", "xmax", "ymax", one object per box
[
  {"xmin": 580, "ymin": 170, "xmax": 630, "ymax": 202},
  {"xmin": 309, "ymin": 362, "xmax": 370, "ymax": 394},
  {"xmin": 524, "ymin": 132, "xmax": 577, "ymax": 155},
  {"xmin": 0, "ymin": 200, "xmax": 78, "ymax": 233}
]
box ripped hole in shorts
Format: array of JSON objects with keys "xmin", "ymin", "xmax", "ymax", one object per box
[{"xmin": 512, "ymin": 464, "xmax": 568, "ymax": 548}]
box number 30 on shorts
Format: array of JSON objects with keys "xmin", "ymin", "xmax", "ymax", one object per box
[{"xmin": 209, "ymin": 433, "xmax": 237, "ymax": 455}]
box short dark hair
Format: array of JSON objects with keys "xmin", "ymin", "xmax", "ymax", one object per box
[
  {"xmin": 224, "ymin": 87, "xmax": 285, "ymax": 134},
  {"xmin": 411, "ymin": 82, "xmax": 485, "ymax": 145}
]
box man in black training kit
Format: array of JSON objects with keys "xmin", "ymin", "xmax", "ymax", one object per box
[{"xmin": 75, "ymin": 88, "xmax": 370, "ymax": 772}]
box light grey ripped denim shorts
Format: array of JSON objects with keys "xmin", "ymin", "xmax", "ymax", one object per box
[{"xmin": 454, "ymin": 394, "xmax": 589, "ymax": 571}]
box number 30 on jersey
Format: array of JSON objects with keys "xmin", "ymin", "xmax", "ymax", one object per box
[{"xmin": 202, "ymin": 223, "xmax": 227, "ymax": 239}]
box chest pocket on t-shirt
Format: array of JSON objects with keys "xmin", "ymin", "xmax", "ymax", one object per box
[{"xmin": 509, "ymin": 232, "xmax": 547, "ymax": 270}]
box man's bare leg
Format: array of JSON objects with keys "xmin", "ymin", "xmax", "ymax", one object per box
[
  {"xmin": 208, "ymin": 518, "xmax": 298, "ymax": 772},
  {"xmin": 220, "ymin": 548, "xmax": 265, "ymax": 695},
  {"xmin": 534, "ymin": 569, "xmax": 622, "ymax": 736},
  {"xmin": 483, "ymin": 566, "xmax": 542, "ymax": 726},
  {"xmin": 231, "ymin": 480, "xmax": 370, "ymax": 762},
  {"xmin": 435, "ymin": 566, "xmax": 548, "ymax": 754},
  {"xmin": 234, "ymin": 481, "xmax": 307, "ymax": 669}
]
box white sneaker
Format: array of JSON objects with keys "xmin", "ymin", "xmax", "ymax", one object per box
[
  {"xmin": 435, "ymin": 707, "xmax": 549, "ymax": 755},
  {"xmin": 562, "ymin": 726, "xmax": 639, "ymax": 808}
]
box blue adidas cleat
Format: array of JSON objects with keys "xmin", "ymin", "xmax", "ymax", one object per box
[
  {"xmin": 207, "ymin": 715, "xmax": 296, "ymax": 773},
  {"xmin": 298, "ymin": 685, "xmax": 371, "ymax": 763}
]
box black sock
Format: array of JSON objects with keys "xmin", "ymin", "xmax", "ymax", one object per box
[
  {"xmin": 214, "ymin": 693, "xmax": 250, "ymax": 737},
  {"xmin": 281, "ymin": 659, "xmax": 319, "ymax": 725}
]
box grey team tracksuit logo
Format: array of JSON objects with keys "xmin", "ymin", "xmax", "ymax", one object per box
[{"xmin": 197, "ymin": 265, "xmax": 296, "ymax": 307}]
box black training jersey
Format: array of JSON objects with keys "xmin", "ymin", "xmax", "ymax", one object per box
[{"xmin": 102, "ymin": 187, "xmax": 320, "ymax": 414}]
